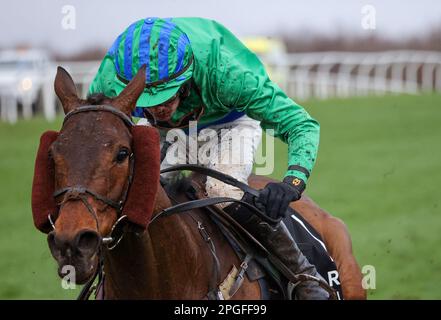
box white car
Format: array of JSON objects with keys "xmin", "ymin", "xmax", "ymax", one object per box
[{"xmin": 0, "ymin": 49, "xmax": 53, "ymax": 122}]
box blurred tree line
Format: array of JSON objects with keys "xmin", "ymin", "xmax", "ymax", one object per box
[{"xmin": 51, "ymin": 25, "xmax": 441, "ymax": 61}]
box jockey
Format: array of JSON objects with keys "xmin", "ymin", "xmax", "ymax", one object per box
[{"xmin": 89, "ymin": 17, "xmax": 328, "ymax": 299}]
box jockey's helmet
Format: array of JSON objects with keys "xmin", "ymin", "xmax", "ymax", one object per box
[{"xmin": 107, "ymin": 18, "xmax": 193, "ymax": 107}]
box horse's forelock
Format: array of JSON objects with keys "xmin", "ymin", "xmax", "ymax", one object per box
[{"xmin": 86, "ymin": 93, "xmax": 110, "ymax": 105}]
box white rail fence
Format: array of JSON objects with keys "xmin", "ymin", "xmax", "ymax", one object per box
[
  {"xmin": 268, "ymin": 50, "xmax": 441, "ymax": 100},
  {"xmin": 0, "ymin": 50, "xmax": 440, "ymax": 123}
]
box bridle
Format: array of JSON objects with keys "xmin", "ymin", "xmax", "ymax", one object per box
[{"xmin": 51, "ymin": 105, "xmax": 136, "ymax": 249}]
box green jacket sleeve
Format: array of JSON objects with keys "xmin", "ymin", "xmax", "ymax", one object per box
[{"xmin": 215, "ymin": 49, "xmax": 320, "ymax": 186}]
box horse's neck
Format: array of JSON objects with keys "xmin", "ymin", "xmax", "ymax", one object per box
[{"xmin": 103, "ymin": 184, "xmax": 211, "ymax": 299}]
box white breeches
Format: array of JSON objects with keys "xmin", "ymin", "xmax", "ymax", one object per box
[{"xmin": 154, "ymin": 115, "xmax": 262, "ymax": 206}]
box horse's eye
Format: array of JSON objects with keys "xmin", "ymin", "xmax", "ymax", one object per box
[{"xmin": 116, "ymin": 148, "xmax": 130, "ymax": 163}]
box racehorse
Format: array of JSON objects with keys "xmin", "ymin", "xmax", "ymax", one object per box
[{"xmin": 31, "ymin": 65, "xmax": 365, "ymax": 299}]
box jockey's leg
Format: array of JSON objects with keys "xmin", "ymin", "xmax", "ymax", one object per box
[
  {"xmin": 225, "ymin": 197, "xmax": 330, "ymax": 299},
  {"xmin": 201, "ymin": 115, "xmax": 261, "ymax": 207}
]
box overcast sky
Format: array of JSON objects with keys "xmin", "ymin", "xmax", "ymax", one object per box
[{"xmin": 1, "ymin": 0, "xmax": 440, "ymax": 54}]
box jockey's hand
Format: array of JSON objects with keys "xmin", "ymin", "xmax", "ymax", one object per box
[{"xmin": 258, "ymin": 177, "xmax": 305, "ymax": 220}]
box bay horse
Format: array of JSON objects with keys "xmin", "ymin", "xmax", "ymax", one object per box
[{"xmin": 33, "ymin": 65, "xmax": 365, "ymax": 299}]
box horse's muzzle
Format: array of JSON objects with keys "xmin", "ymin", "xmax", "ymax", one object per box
[{"xmin": 47, "ymin": 229, "xmax": 101, "ymax": 284}]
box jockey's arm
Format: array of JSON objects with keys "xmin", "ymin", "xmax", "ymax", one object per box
[{"xmin": 215, "ymin": 51, "xmax": 320, "ymax": 189}]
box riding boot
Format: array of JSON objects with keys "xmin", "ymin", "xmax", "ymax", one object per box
[{"xmin": 224, "ymin": 195, "xmax": 331, "ymax": 300}]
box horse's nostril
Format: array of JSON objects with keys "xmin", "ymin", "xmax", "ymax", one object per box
[
  {"xmin": 47, "ymin": 231, "xmax": 56, "ymax": 246},
  {"xmin": 47, "ymin": 231, "xmax": 64, "ymax": 260},
  {"xmin": 75, "ymin": 230, "xmax": 101, "ymax": 254}
]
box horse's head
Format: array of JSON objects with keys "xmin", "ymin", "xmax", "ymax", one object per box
[{"xmin": 46, "ymin": 65, "xmax": 151, "ymax": 284}]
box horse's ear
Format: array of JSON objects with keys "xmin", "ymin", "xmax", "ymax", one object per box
[
  {"xmin": 113, "ymin": 65, "xmax": 146, "ymax": 115},
  {"xmin": 54, "ymin": 66, "xmax": 80, "ymax": 114}
]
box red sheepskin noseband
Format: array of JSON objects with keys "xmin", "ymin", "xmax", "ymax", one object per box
[
  {"xmin": 31, "ymin": 131, "xmax": 59, "ymax": 233},
  {"xmin": 122, "ymin": 126, "xmax": 160, "ymax": 229},
  {"xmin": 31, "ymin": 124, "xmax": 160, "ymax": 233}
]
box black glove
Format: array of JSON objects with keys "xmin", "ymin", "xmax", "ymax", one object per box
[{"xmin": 257, "ymin": 177, "xmax": 305, "ymax": 220}]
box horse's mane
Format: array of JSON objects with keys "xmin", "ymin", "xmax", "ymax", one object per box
[{"xmin": 162, "ymin": 173, "xmax": 193, "ymax": 199}]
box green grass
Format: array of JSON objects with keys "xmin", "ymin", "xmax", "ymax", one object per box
[
  {"xmin": 1, "ymin": 93, "xmax": 440, "ymax": 299},
  {"xmin": 0, "ymin": 117, "xmax": 79, "ymax": 299}
]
